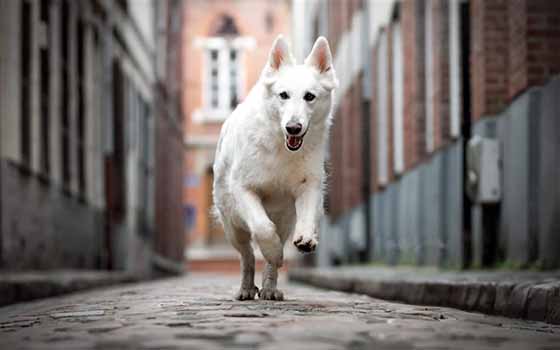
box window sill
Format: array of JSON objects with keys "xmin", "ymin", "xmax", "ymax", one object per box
[{"xmin": 192, "ymin": 108, "xmax": 231, "ymax": 124}]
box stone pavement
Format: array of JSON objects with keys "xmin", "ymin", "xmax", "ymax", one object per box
[{"xmin": 1, "ymin": 273, "xmax": 559, "ymax": 350}]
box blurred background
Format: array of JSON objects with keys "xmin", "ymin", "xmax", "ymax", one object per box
[{"xmin": 1, "ymin": 0, "xmax": 559, "ymax": 285}]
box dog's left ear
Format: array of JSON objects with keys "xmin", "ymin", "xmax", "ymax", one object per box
[{"xmin": 305, "ymin": 37, "xmax": 339, "ymax": 90}]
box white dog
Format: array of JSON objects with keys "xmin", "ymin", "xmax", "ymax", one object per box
[{"xmin": 212, "ymin": 35, "xmax": 338, "ymax": 301}]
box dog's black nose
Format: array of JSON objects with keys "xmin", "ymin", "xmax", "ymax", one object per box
[{"xmin": 286, "ymin": 122, "xmax": 303, "ymax": 135}]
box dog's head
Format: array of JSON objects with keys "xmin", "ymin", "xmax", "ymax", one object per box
[{"xmin": 261, "ymin": 35, "xmax": 339, "ymax": 152}]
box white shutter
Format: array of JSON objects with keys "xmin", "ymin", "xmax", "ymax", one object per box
[
  {"xmin": 392, "ymin": 22, "xmax": 404, "ymax": 174},
  {"xmin": 425, "ymin": 0, "xmax": 435, "ymax": 152},
  {"xmin": 377, "ymin": 31, "xmax": 388, "ymax": 185},
  {"xmin": 449, "ymin": 0, "xmax": 462, "ymax": 138}
]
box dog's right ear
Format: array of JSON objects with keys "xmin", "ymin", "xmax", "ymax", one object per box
[{"xmin": 262, "ymin": 35, "xmax": 293, "ymax": 86}]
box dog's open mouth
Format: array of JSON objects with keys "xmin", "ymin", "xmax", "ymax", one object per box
[{"xmin": 286, "ymin": 135, "xmax": 304, "ymax": 152}]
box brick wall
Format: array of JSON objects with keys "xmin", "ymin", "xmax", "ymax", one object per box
[
  {"xmin": 386, "ymin": 27, "xmax": 395, "ymax": 183},
  {"xmin": 369, "ymin": 43, "xmax": 378, "ymax": 193},
  {"xmin": 471, "ymin": 0, "xmax": 560, "ymax": 120},
  {"xmin": 324, "ymin": 1, "xmax": 366, "ymax": 218},
  {"xmin": 431, "ymin": 0, "xmax": 450, "ymax": 148},
  {"xmin": 470, "ymin": 0, "xmax": 509, "ymax": 121},
  {"xmin": 508, "ymin": 0, "xmax": 560, "ymax": 99},
  {"xmin": 402, "ymin": 0, "xmax": 426, "ymax": 169},
  {"xmin": 155, "ymin": 104, "xmax": 185, "ymax": 263}
]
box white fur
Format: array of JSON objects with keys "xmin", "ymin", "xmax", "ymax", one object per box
[{"xmin": 212, "ymin": 35, "xmax": 338, "ymax": 301}]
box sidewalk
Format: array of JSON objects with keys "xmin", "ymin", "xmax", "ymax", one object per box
[
  {"xmin": 289, "ymin": 266, "xmax": 560, "ymax": 325},
  {"xmin": 0, "ymin": 270, "xmax": 140, "ymax": 307}
]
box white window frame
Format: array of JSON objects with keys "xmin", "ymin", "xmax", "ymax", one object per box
[
  {"xmin": 391, "ymin": 21, "xmax": 404, "ymax": 174},
  {"xmin": 449, "ymin": 0, "xmax": 462, "ymax": 138},
  {"xmin": 376, "ymin": 31, "xmax": 389, "ymax": 186},
  {"xmin": 424, "ymin": 0, "xmax": 435, "ymax": 152},
  {"xmin": 193, "ymin": 36, "xmax": 255, "ymax": 123}
]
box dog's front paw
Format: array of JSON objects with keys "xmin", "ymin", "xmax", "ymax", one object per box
[
  {"xmin": 293, "ymin": 235, "xmax": 318, "ymax": 253},
  {"xmin": 258, "ymin": 287, "xmax": 284, "ymax": 301},
  {"xmin": 234, "ymin": 285, "xmax": 259, "ymax": 301}
]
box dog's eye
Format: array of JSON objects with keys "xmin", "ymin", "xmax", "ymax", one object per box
[
  {"xmin": 279, "ymin": 91, "xmax": 290, "ymax": 100},
  {"xmin": 303, "ymin": 92, "xmax": 316, "ymax": 102}
]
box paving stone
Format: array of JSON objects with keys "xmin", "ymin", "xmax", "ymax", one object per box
[
  {"xmin": 0, "ymin": 273, "xmax": 559, "ymax": 349},
  {"xmin": 50, "ymin": 310, "xmax": 106, "ymax": 319}
]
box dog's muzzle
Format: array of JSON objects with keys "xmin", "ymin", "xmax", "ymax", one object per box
[{"xmin": 285, "ymin": 130, "xmax": 307, "ymax": 152}]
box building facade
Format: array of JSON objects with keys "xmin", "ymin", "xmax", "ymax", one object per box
[
  {"xmin": 0, "ymin": 0, "xmax": 185, "ymax": 274},
  {"xmin": 182, "ymin": 0, "xmax": 291, "ymax": 267},
  {"xmin": 294, "ymin": 0, "xmax": 560, "ymax": 269}
]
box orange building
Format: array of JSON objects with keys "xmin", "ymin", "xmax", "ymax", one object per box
[{"xmin": 181, "ymin": 0, "xmax": 291, "ymax": 270}]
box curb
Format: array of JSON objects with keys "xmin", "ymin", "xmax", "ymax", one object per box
[
  {"xmin": 0, "ymin": 270, "xmax": 141, "ymax": 307},
  {"xmin": 289, "ymin": 268, "xmax": 560, "ymax": 325}
]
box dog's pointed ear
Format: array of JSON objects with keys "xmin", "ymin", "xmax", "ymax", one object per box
[
  {"xmin": 305, "ymin": 37, "xmax": 332, "ymax": 73},
  {"xmin": 267, "ymin": 35, "xmax": 293, "ymax": 71},
  {"xmin": 262, "ymin": 35, "xmax": 293, "ymax": 86},
  {"xmin": 305, "ymin": 37, "xmax": 338, "ymax": 90}
]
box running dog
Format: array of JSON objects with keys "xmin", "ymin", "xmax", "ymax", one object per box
[{"xmin": 212, "ymin": 35, "xmax": 338, "ymax": 300}]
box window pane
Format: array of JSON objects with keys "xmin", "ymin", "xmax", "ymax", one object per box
[
  {"xmin": 61, "ymin": 0, "xmax": 70, "ymax": 187},
  {"xmin": 210, "ymin": 49, "xmax": 218, "ymax": 61},
  {"xmin": 229, "ymin": 49, "xmax": 238, "ymax": 109},
  {"xmin": 21, "ymin": 0, "xmax": 32, "ymax": 167}
]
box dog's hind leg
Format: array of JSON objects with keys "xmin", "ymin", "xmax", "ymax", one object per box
[{"xmin": 229, "ymin": 227, "xmax": 258, "ymax": 301}]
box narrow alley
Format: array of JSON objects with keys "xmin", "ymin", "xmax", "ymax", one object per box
[{"xmin": 1, "ymin": 274, "xmax": 559, "ymax": 350}]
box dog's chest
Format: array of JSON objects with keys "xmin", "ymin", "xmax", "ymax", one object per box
[{"xmin": 247, "ymin": 151, "xmax": 308, "ymax": 194}]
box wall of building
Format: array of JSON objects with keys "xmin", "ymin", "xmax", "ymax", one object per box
[
  {"xmin": 0, "ymin": 0, "xmax": 185, "ymax": 273},
  {"xmin": 295, "ymin": 0, "xmax": 560, "ymax": 270},
  {"xmin": 153, "ymin": 0, "xmax": 186, "ymax": 270}
]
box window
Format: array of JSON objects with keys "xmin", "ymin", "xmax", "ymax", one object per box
[
  {"xmin": 20, "ymin": 0, "xmax": 32, "ymax": 167},
  {"xmin": 111, "ymin": 60, "xmax": 126, "ymax": 216},
  {"xmin": 77, "ymin": 18, "xmax": 86, "ymax": 198},
  {"xmin": 40, "ymin": 0, "xmax": 51, "ymax": 176},
  {"xmin": 229, "ymin": 49, "xmax": 238, "ymax": 109},
  {"xmin": 61, "ymin": 0, "xmax": 70, "ymax": 189},
  {"xmin": 193, "ymin": 15, "xmax": 255, "ymax": 123},
  {"xmin": 376, "ymin": 31, "xmax": 389, "ymax": 186},
  {"xmin": 392, "ymin": 21, "xmax": 404, "ymax": 174},
  {"xmin": 265, "ymin": 12, "xmax": 274, "ymax": 33},
  {"xmin": 208, "ymin": 49, "xmax": 219, "ymax": 109},
  {"xmin": 424, "ymin": 0, "xmax": 435, "ymax": 152},
  {"xmin": 202, "ymin": 40, "xmax": 241, "ymax": 117},
  {"xmin": 138, "ymin": 99, "xmax": 154, "ymax": 238}
]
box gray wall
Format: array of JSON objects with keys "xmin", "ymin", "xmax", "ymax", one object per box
[
  {"xmin": 319, "ymin": 77, "xmax": 560, "ymax": 270},
  {"xmin": 537, "ymin": 78, "xmax": 560, "ymax": 269},
  {"xmin": 472, "ymin": 78, "xmax": 560, "ymax": 269},
  {"xmin": 0, "ymin": 160, "xmax": 103, "ymax": 269},
  {"xmin": 319, "ymin": 141, "xmax": 465, "ymax": 268}
]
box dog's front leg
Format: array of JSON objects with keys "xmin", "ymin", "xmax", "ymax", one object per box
[
  {"xmin": 235, "ymin": 187, "xmax": 283, "ymax": 267},
  {"xmin": 293, "ymin": 180, "xmax": 322, "ymax": 253}
]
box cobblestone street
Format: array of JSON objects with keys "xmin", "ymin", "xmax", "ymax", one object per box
[{"xmin": 1, "ymin": 274, "xmax": 559, "ymax": 350}]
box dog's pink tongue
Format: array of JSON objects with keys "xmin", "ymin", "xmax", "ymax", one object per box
[{"xmin": 288, "ymin": 136, "xmax": 300, "ymax": 148}]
